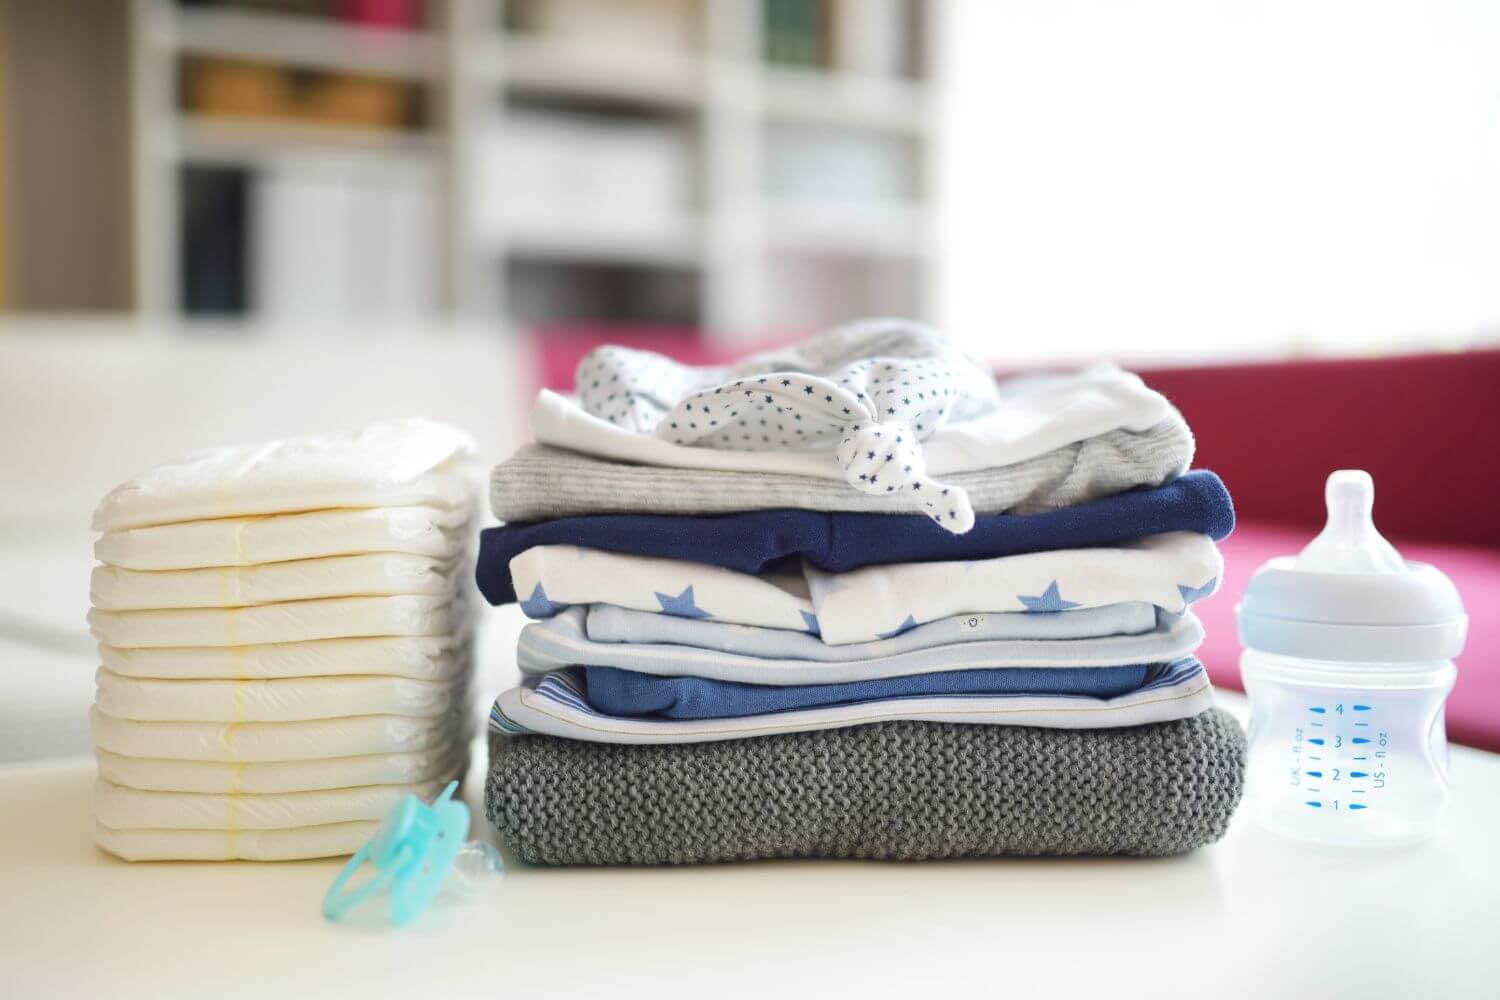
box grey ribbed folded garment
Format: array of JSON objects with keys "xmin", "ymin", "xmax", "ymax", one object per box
[
  {"xmin": 486, "ymin": 709, "xmax": 1245, "ymax": 865},
  {"xmin": 490, "ymin": 417, "xmax": 1193, "ymax": 522}
]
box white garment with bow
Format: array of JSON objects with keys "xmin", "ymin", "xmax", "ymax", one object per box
[{"xmin": 572, "ymin": 319, "xmax": 1001, "ymax": 533}]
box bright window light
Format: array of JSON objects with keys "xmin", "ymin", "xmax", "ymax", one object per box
[{"xmin": 938, "ymin": 0, "xmax": 1500, "ymax": 365}]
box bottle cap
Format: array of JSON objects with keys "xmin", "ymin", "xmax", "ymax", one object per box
[{"xmin": 1236, "ymin": 471, "xmax": 1467, "ymax": 663}]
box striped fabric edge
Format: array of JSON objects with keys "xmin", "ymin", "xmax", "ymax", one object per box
[{"xmin": 487, "ymin": 658, "xmax": 1215, "ymax": 744}]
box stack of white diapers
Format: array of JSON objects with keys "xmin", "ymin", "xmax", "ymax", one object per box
[{"xmin": 86, "ymin": 419, "xmax": 479, "ymax": 862}]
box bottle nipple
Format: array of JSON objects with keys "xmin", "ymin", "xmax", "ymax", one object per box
[{"xmin": 1295, "ymin": 470, "xmax": 1407, "ymax": 573}]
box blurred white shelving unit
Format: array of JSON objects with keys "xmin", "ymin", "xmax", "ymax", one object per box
[{"xmin": 130, "ymin": 0, "xmax": 941, "ymax": 335}]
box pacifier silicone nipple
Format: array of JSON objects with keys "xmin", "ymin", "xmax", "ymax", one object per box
[{"xmin": 1296, "ymin": 470, "xmax": 1406, "ymax": 573}]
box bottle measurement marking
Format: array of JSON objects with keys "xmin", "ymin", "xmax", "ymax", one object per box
[{"xmin": 1292, "ymin": 709, "xmax": 1386, "ymax": 816}]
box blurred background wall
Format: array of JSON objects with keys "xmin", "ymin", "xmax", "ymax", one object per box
[
  {"xmin": 1, "ymin": 0, "xmax": 1498, "ymax": 761},
  {"xmin": 3, "ymin": 0, "xmax": 1496, "ymax": 353},
  {"xmin": 0, "ymin": 0, "xmax": 133, "ymax": 311},
  {"xmin": 3, "ymin": 0, "xmax": 941, "ymax": 334}
]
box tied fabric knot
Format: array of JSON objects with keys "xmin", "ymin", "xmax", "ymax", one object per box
[
  {"xmin": 835, "ymin": 421, "xmax": 976, "ymax": 534},
  {"xmin": 574, "ymin": 319, "xmax": 1001, "ymax": 532}
]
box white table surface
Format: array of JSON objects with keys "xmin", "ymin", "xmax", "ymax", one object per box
[{"xmin": 3, "ymin": 691, "xmax": 1497, "ymax": 999}]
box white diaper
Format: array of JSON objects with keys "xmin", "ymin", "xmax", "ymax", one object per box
[
  {"xmin": 93, "ymin": 418, "xmax": 477, "ymax": 532},
  {"xmin": 98, "ymin": 635, "xmax": 467, "ymax": 680},
  {"xmin": 94, "ymin": 668, "xmax": 468, "ymax": 722},
  {"xmin": 88, "ymin": 594, "xmax": 465, "ymax": 648},
  {"xmin": 93, "ymin": 779, "xmax": 442, "ymax": 830},
  {"xmin": 96, "ymin": 746, "xmax": 467, "ymax": 794},
  {"xmin": 85, "ymin": 419, "xmax": 480, "ymax": 862},
  {"xmin": 91, "ymin": 553, "xmax": 461, "ymax": 611},
  {"xmin": 95, "ymin": 821, "xmax": 378, "ymax": 861},
  {"xmin": 95, "ymin": 505, "xmax": 472, "ymax": 571},
  {"xmin": 90, "ymin": 705, "xmax": 469, "ymax": 761}
]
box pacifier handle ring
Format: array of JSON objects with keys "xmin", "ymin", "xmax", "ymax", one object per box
[
  {"xmin": 321, "ymin": 781, "xmax": 471, "ymax": 926},
  {"xmin": 322, "ymin": 840, "xmax": 407, "ymax": 921}
]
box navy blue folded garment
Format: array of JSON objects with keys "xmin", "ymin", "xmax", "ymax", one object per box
[
  {"xmin": 581, "ymin": 664, "xmax": 1154, "ymax": 720},
  {"xmin": 476, "ymin": 470, "xmax": 1233, "ymax": 606}
]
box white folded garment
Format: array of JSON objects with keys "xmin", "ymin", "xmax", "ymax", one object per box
[
  {"xmin": 98, "ymin": 635, "xmax": 467, "ymax": 680},
  {"xmin": 94, "ymin": 779, "xmax": 442, "ymax": 831},
  {"xmin": 94, "ymin": 668, "xmax": 466, "ymax": 722},
  {"xmin": 90, "ymin": 705, "xmax": 467, "ymax": 761},
  {"xmin": 96, "ymin": 820, "xmax": 377, "ymax": 861},
  {"xmin": 90, "ymin": 553, "xmax": 461, "ymax": 611},
  {"xmin": 88, "ymin": 594, "xmax": 464, "ymax": 648},
  {"xmin": 93, "ymin": 418, "xmax": 477, "ymax": 532},
  {"xmin": 96, "ymin": 746, "xmax": 466, "ymax": 794},
  {"xmin": 531, "ymin": 366, "xmax": 1170, "ymax": 481},
  {"xmin": 807, "ymin": 532, "xmax": 1223, "ymax": 645},
  {"xmin": 510, "ymin": 533, "xmax": 1223, "ymax": 645},
  {"xmin": 94, "ymin": 505, "xmax": 472, "ymax": 571}
]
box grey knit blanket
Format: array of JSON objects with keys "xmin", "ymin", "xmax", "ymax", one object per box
[
  {"xmin": 489, "ymin": 418, "xmax": 1192, "ymax": 522},
  {"xmin": 486, "ymin": 709, "xmax": 1245, "ymax": 865}
]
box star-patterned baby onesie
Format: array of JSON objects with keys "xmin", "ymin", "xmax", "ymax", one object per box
[{"xmin": 573, "ymin": 319, "xmax": 1001, "ymax": 533}]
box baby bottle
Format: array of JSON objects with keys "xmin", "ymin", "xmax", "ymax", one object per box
[{"xmin": 1236, "ymin": 470, "xmax": 1467, "ymax": 846}]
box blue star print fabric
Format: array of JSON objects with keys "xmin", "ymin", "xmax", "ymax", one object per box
[{"xmin": 475, "ymin": 470, "xmax": 1233, "ymax": 606}]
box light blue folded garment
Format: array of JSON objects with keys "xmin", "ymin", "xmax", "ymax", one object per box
[
  {"xmin": 584, "ymin": 601, "xmax": 1161, "ymax": 660},
  {"xmin": 520, "ymin": 606, "xmax": 1201, "ymax": 686}
]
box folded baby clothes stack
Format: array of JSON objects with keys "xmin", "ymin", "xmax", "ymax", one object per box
[
  {"xmin": 477, "ymin": 320, "xmax": 1246, "ymax": 864},
  {"xmin": 87, "ymin": 420, "xmax": 479, "ymax": 862}
]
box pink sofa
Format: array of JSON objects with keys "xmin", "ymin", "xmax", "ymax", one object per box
[{"xmin": 1141, "ymin": 350, "xmax": 1500, "ymax": 752}]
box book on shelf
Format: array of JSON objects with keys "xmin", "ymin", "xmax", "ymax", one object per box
[
  {"xmin": 764, "ymin": 0, "xmax": 831, "ymax": 69},
  {"xmin": 475, "ymin": 108, "xmax": 696, "ymax": 242},
  {"xmin": 833, "ymin": 0, "xmax": 919, "ymax": 78},
  {"xmin": 763, "ymin": 123, "xmax": 917, "ymax": 204},
  {"xmin": 765, "ymin": 0, "xmax": 924, "ymax": 77},
  {"xmin": 182, "ymin": 57, "xmax": 422, "ymax": 132},
  {"xmin": 507, "ymin": 259, "xmax": 700, "ymax": 327},
  {"xmin": 180, "ymin": 166, "xmax": 250, "ymax": 315},
  {"xmin": 253, "ymin": 160, "xmax": 438, "ymax": 321},
  {"xmin": 507, "ymin": 0, "xmax": 698, "ymax": 51},
  {"xmin": 178, "ymin": 160, "xmax": 438, "ymax": 320},
  {"xmin": 179, "ymin": 0, "xmax": 426, "ymax": 29}
]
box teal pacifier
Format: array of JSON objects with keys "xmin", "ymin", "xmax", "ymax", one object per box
[{"xmin": 323, "ymin": 781, "xmax": 503, "ymax": 926}]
